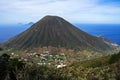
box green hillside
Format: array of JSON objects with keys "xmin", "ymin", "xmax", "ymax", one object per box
[{"xmin": 0, "ymin": 51, "xmax": 120, "ymax": 80}]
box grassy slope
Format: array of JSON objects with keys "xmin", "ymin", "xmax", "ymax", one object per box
[{"xmin": 50, "ymin": 52, "xmax": 120, "ymax": 80}]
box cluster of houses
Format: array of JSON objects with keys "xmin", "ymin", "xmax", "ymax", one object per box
[{"xmin": 10, "ymin": 46, "xmax": 68, "ymax": 68}]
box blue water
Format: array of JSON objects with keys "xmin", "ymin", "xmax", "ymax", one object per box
[
  {"xmin": 75, "ymin": 24, "xmax": 120, "ymax": 45},
  {"xmin": 0, "ymin": 24, "xmax": 30, "ymax": 43},
  {"xmin": 0, "ymin": 24, "xmax": 120, "ymax": 45}
]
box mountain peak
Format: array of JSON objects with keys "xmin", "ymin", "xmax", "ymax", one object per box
[
  {"xmin": 39, "ymin": 15, "xmax": 63, "ymax": 23},
  {"xmin": 43, "ymin": 15, "xmax": 61, "ymax": 18}
]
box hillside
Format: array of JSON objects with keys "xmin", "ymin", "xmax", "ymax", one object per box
[{"xmin": 1, "ymin": 15, "xmax": 115, "ymax": 51}]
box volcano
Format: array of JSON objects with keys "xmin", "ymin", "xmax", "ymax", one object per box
[{"xmin": 1, "ymin": 15, "xmax": 114, "ymax": 51}]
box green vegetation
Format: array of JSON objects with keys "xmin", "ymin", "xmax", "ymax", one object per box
[
  {"xmin": 0, "ymin": 51, "xmax": 120, "ymax": 80},
  {"xmin": 109, "ymin": 52, "xmax": 120, "ymax": 64},
  {"xmin": 8, "ymin": 58, "xmax": 25, "ymax": 70},
  {"xmin": 0, "ymin": 53, "xmax": 25, "ymax": 80},
  {"xmin": 0, "ymin": 47, "xmax": 3, "ymax": 51}
]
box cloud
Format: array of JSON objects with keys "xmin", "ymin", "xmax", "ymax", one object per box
[{"xmin": 0, "ymin": 0, "xmax": 120, "ymax": 24}]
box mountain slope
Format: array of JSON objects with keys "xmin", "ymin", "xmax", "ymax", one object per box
[{"xmin": 1, "ymin": 15, "xmax": 114, "ymax": 51}]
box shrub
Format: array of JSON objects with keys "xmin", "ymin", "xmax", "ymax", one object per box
[
  {"xmin": 0, "ymin": 47, "xmax": 3, "ymax": 51},
  {"xmin": 0, "ymin": 54, "xmax": 10, "ymax": 80},
  {"xmin": 109, "ymin": 52, "xmax": 120, "ymax": 64},
  {"xmin": 8, "ymin": 58, "xmax": 25, "ymax": 70},
  {"xmin": 83, "ymin": 60, "xmax": 102, "ymax": 68}
]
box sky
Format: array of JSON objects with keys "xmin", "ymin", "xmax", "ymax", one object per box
[{"xmin": 0, "ymin": 0, "xmax": 120, "ymax": 24}]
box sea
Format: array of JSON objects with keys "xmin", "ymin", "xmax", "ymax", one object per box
[{"xmin": 0, "ymin": 24, "xmax": 120, "ymax": 45}]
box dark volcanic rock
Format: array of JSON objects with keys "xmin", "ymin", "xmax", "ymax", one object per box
[{"xmin": 1, "ymin": 15, "xmax": 114, "ymax": 51}]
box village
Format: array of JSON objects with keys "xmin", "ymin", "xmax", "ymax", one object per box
[
  {"xmin": 7, "ymin": 45, "xmax": 119, "ymax": 69},
  {"xmin": 9, "ymin": 46, "xmax": 68, "ymax": 68}
]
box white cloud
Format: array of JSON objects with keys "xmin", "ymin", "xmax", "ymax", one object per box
[{"xmin": 0, "ymin": 0, "xmax": 120, "ymax": 24}]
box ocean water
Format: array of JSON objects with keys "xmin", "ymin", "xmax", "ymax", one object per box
[
  {"xmin": 75, "ymin": 24, "xmax": 120, "ymax": 45},
  {"xmin": 0, "ymin": 24, "xmax": 30, "ymax": 43},
  {"xmin": 0, "ymin": 24, "xmax": 120, "ymax": 45}
]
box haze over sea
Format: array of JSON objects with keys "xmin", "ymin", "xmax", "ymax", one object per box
[{"xmin": 0, "ymin": 24, "xmax": 120, "ymax": 45}]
